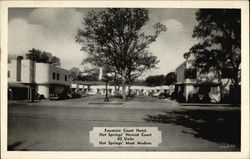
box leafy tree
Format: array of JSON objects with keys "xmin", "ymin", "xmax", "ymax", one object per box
[
  {"xmin": 165, "ymin": 72, "xmax": 177, "ymax": 85},
  {"xmin": 40, "ymin": 51, "xmax": 52, "ymax": 63},
  {"xmin": 145, "ymin": 75, "xmax": 165, "ymax": 86},
  {"xmin": 76, "ymin": 8, "xmax": 166, "ymax": 100},
  {"xmin": 26, "ymin": 48, "xmax": 42, "ymax": 61},
  {"xmin": 49, "ymin": 56, "xmax": 61, "ymax": 66},
  {"xmin": 26, "ymin": 48, "xmax": 61, "ymax": 66},
  {"xmin": 69, "ymin": 67, "xmax": 80, "ymax": 81},
  {"xmin": 132, "ymin": 79, "xmax": 145, "ymax": 86},
  {"xmin": 80, "ymin": 67, "xmax": 100, "ymax": 81},
  {"xmin": 184, "ymin": 9, "xmax": 241, "ymax": 86},
  {"xmin": 69, "ymin": 67, "xmax": 100, "ymax": 82}
]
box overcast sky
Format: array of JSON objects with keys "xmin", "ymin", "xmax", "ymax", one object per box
[{"xmin": 8, "ymin": 8, "xmax": 199, "ymax": 79}]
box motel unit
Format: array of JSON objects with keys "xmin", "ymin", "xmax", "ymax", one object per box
[
  {"xmin": 8, "ymin": 56, "xmax": 70, "ymax": 100},
  {"xmin": 71, "ymin": 81, "xmax": 174, "ymax": 96},
  {"xmin": 175, "ymin": 57, "xmax": 239, "ymax": 103}
]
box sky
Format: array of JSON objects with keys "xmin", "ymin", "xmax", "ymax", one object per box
[{"xmin": 8, "ymin": 8, "xmax": 199, "ymax": 79}]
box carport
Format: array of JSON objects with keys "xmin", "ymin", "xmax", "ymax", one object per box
[{"xmin": 8, "ymin": 83, "xmax": 29, "ymax": 100}]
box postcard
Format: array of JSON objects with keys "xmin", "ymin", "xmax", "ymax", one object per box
[{"xmin": 1, "ymin": 1, "xmax": 249, "ymax": 159}]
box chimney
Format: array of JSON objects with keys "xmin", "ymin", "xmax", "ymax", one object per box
[{"xmin": 16, "ymin": 56, "xmax": 23, "ymax": 81}]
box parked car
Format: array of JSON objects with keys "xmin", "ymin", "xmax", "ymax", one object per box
[
  {"xmin": 58, "ymin": 92, "xmax": 71, "ymax": 100},
  {"xmin": 50, "ymin": 92, "xmax": 71, "ymax": 100},
  {"xmin": 71, "ymin": 93, "xmax": 81, "ymax": 99},
  {"xmin": 148, "ymin": 91, "xmax": 154, "ymax": 96},
  {"xmin": 49, "ymin": 93, "xmax": 59, "ymax": 100},
  {"xmin": 158, "ymin": 92, "xmax": 168, "ymax": 99},
  {"xmin": 80, "ymin": 92, "xmax": 88, "ymax": 97},
  {"xmin": 87, "ymin": 91, "xmax": 95, "ymax": 96},
  {"xmin": 35, "ymin": 93, "xmax": 45, "ymax": 100},
  {"xmin": 152, "ymin": 92, "xmax": 161, "ymax": 97},
  {"xmin": 139, "ymin": 91, "xmax": 144, "ymax": 96}
]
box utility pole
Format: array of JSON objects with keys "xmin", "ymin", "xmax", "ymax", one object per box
[
  {"xmin": 29, "ymin": 48, "xmax": 35, "ymax": 103},
  {"xmin": 104, "ymin": 77, "xmax": 109, "ymax": 102}
]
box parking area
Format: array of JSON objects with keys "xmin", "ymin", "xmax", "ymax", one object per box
[{"xmin": 8, "ymin": 95, "xmax": 240, "ymax": 151}]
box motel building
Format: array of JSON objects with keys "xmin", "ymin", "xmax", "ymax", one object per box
[
  {"xmin": 8, "ymin": 56, "xmax": 70, "ymax": 100},
  {"xmin": 174, "ymin": 56, "xmax": 236, "ymax": 103},
  {"xmin": 71, "ymin": 81, "xmax": 173, "ymax": 96},
  {"xmin": 70, "ymin": 67, "xmax": 175, "ymax": 97}
]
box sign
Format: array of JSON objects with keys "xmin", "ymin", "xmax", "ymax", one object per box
[{"xmin": 90, "ymin": 127, "xmax": 162, "ymax": 147}]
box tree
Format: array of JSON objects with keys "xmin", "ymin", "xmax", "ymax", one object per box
[
  {"xmin": 145, "ymin": 75, "xmax": 165, "ymax": 86},
  {"xmin": 80, "ymin": 67, "xmax": 100, "ymax": 81},
  {"xmin": 26, "ymin": 48, "xmax": 61, "ymax": 66},
  {"xmin": 49, "ymin": 56, "xmax": 61, "ymax": 66},
  {"xmin": 184, "ymin": 9, "xmax": 241, "ymax": 104},
  {"xmin": 69, "ymin": 67, "xmax": 80, "ymax": 81},
  {"xmin": 184, "ymin": 9, "xmax": 241, "ymax": 86},
  {"xmin": 69, "ymin": 66, "xmax": 100, "ymax": 82},
  {"xmin": 165, "ymin": 72, "xmax": 176, "ymax": 85},
  {"xmin": 26, "ymin": 48, "xmax": 42, "ymax": 61},
  {"xmin": 76, "ymin": 8, "xmax": 166, "ymax": 100}
]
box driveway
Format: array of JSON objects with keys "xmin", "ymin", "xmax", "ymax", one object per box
[{"xmin": 8, "ymin": 95, "xmax": 240, "ymax": 151}]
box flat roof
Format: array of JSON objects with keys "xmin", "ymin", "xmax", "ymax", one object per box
[{"xmin": 8, "ymin": 82, "xmax": 29, "ymax": 88}]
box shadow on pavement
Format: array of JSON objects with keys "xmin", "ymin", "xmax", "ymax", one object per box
[
  {"xmin": 8, "ymin": 141, "xmax": 28, "ymax": 151},
  {"xmin": 144, "ymin": 109, "xmax": 240, "ymax": 149}
]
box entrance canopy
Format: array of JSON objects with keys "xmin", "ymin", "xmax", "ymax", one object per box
[
  {"xmin": 194, "ymin": 82, "xmax": 221, "ymax": 87},
  {"xmin": 8, "ymin": 82, "xmax": 29, "ymax": 88}
]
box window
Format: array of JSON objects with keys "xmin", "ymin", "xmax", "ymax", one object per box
[
  {"xmin": 8, "ymin": 71, "xmax": 10, "ymax": 78},
  {"xmin": 57, "ymin": 73, "xmax": 60, "ymax": 80},
  {"xmin": 65, "ymin": 75, "xmax": 67, "ymax": 81},
  {"xmin": 184, "ymin": 69, "xmax": 196, "ymax": 79},
  {"xmin": 210, "ymin": 87, "xmax": 218, "ymax": 94},
  {"xmin": 52, "ymin": 73, "xmax": 56, "ymax": 79}
]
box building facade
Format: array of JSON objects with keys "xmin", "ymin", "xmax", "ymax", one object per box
[
  {"xmin": 8, "ymin": 56, "xmax": 70, "ymax": 99},
  {"xmin": 71, "ymin": 81, "xmax": 174, "ymax": 96},
  {"xmin": 175, "ymin": 58, "xmax": 222, "ymax": 103}
]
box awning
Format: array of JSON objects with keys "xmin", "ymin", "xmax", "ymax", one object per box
[
  {"xmin": 8, "ymin": 82, "xmax": 29, "ymax": 88},
  {"xmin": 175, "ymin": 82, "xmax": 221, "ymax": 87},
  {"xmin": 194, "ymin": 83, "xmax": 222, "ymax": 86}
]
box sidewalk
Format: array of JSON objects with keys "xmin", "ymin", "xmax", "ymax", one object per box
[
  {"xmin": 178, "ymin": 103, "xmax": 241, "ymax": 111},
  {"xmin": 179, "ymin": 103, "xmax": 240, "ymax": 107}
]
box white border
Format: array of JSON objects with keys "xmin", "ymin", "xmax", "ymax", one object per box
[{"xmin": 1, "ymin": 1, "xmax": 249, "ymax": 159}]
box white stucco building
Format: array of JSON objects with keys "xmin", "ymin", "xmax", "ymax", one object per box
[
  {"xmin": 8, "ymin": 56, "xmax": 70, "ymax": 99},
  {"xmin": 175, "ymin": 57, "xmax": 231, "ymax": 103},
  {"xmin": 71, "ymin": 81, "xmax": 173, "ymax": 96}
]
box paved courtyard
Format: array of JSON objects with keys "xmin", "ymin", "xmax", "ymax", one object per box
[{"xmin": 8, "ymin": 95, "xmax": 240, "ymax": 151}]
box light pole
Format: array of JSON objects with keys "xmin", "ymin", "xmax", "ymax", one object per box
[
  {"xmin": 104, "ymin": 73, "xmax": 112, "ymax": 102},
  {"xmin": 29, "ymin": 49, "xmax": 35, "ymax": 103}
]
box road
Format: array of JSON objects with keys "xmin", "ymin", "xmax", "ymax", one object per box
[{"xmin": 8, "ymin": 95, "xmax": 240, "ymax": 151}]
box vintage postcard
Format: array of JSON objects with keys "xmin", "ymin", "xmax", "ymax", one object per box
[{"xmin": 1, "ymin": 1, "xmax": 249, "ymax": 159}]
